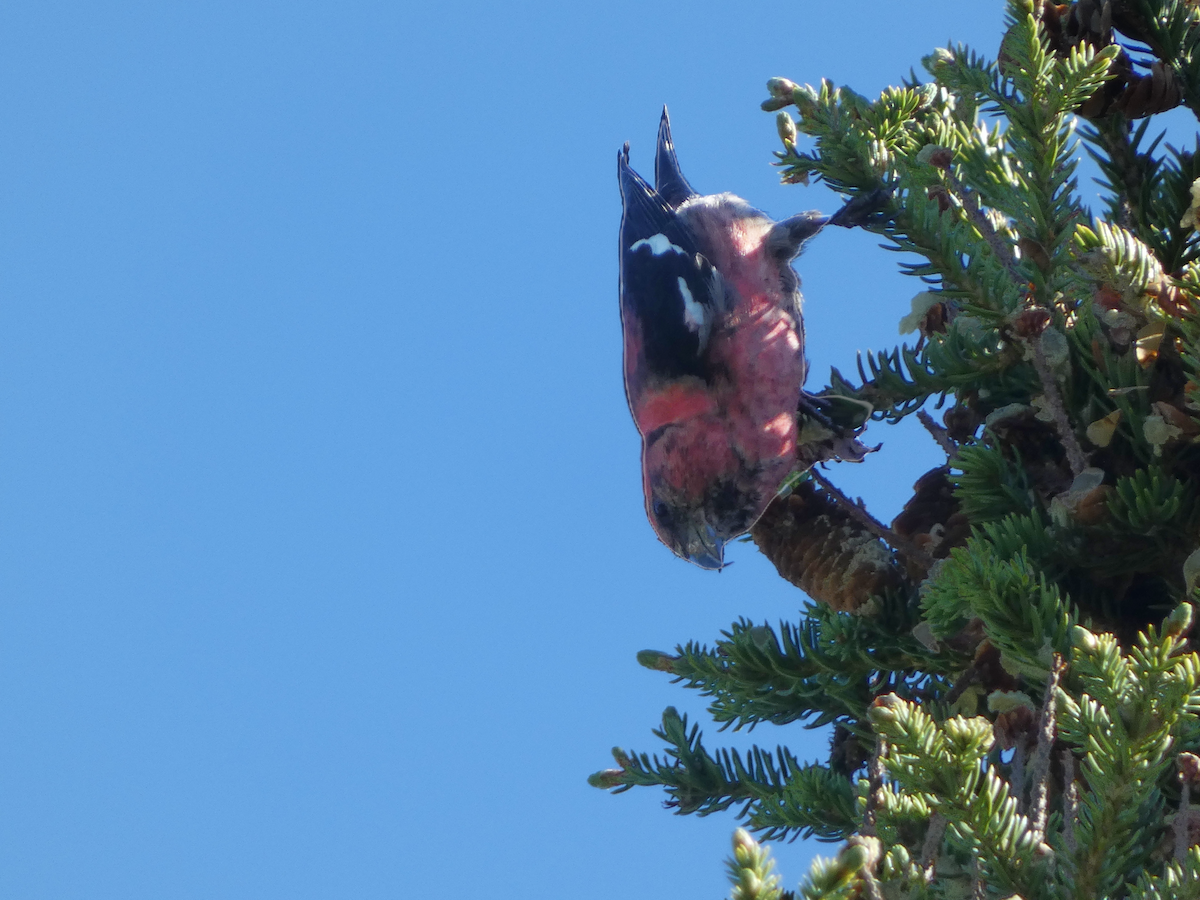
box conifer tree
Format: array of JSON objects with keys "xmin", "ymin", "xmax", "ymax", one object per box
[{"xmin": 591, "ymin": 2, "xmax": 1200, "ymax": 896}]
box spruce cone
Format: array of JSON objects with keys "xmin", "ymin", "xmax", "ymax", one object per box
[
  {"xmin": 891, "ymin": 467, "xmax": 971, "ymax": 561},
  {"xmin": 1019, "ymin": 1, "xmax": 1184, "ymax": 119},
  {"xmin": 751, "ymin": 479, "xmax": 903, "ymax": 612},
  {"xmin": 1110, "ymin": 61, "xmax": 1184, "ymax": 119}
]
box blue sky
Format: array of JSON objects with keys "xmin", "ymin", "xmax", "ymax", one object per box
[{"xmin": 0, "ymin": 3, "xmax": 1010, "ymax": 897}]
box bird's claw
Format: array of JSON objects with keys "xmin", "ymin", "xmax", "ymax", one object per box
[{"xmin": 827, "ymin": 187, "xmax": 892, "ymax": 229}]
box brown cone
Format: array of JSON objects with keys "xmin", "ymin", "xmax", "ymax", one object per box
[{"xmin": 751, "ymin": 479, "xmax": 904, "ymax": 612}]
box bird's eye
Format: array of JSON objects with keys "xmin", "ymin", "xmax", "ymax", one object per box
[{"xmin": 652, "ymin": 499, "xmax": 671, "ymax": 521}]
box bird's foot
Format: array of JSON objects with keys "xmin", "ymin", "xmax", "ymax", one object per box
[{"xmin": 827, "ymin": 187, "xmax": 891, "ymax": 229}]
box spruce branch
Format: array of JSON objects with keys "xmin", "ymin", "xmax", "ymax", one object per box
[
  {"xmin": 1029, "ymin": 335, "xmax": 1090, "ymax": 476},
  {"xmin": 860, "ymin": 865, "xmax": 885, "ymax": 900},
  {"xmin": 971, "ymin": 855, "xmax": 985, "ymax": 900},
  {"xmin": 641, "ymin": 612, "xmax": 959, "ymax": 745},
  {"xmin": 727, "ymin": 829, "xmax": 784, "ymax": 900},
  {"xmin": 809, "ymin": 469, "xmax": 934, "ymax": 570},
  {"xmin": 919, "ymin": 811, "xmax": 948, "ymax": 879},
  {"xmin": 1177, "ymin": 762, "xmax": 1194, "ymax": 865},
  {"xmin": 1178, "ymin": 752, "xmax": 1200, "ymax": 863},
  {"xmin": 1028, "ymin": 654, "xmax": 1066, "ymax": 845},
  {"xmin": 794, "ymin": 840, "xmax": 877, "ymax": 900},
  {"xmin": 943, "ymin": 169, "xmax": 1022, "ymax": 280},
  {"xmin": 1061, "ymin": 747, "xmax": 1078, "ymax": 856},
  {"xmin": 862, "ymin": 738, "xmax": 886, "ymax": 837},
  {"xmin": 591, "ymin": 705, "xmax": 864, "ymax": 842},
  {"xmin": 1055, "ymin": 609, "xmax": 1200, "ymax": 898},
  {"xmin": 1081, "ymin": 113, "xmax": 1160, "ymax": 234},
  {"xmin": 1011, "ymin": 739, "xmax": 1029, "ymax": 813},
  {"xmin": 917, "ymin": 408, "xmax": 958, "ymax": 456},
  {"xmin": 922, "ymin": 540, "xmax": 1077, "ymax": 681},
  {"xmin": 869, "ymin": 693, "xmax": 1049, "ymax": 898}
]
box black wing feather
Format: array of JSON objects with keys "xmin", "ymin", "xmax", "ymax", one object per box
[
  {"xmin": 618, "ymin": 147, "xmax": 722, "ymax": 386},
  {"xmin": 654, "ymin": 107, "xmax": 697, "ymax": 208},
  {"xmin": 622, "ymin": 242, "xmax": 720, "ymax": 383},
  {"xmin": 618, "ymin": 145, "xmax": 695, "ymax": 251}
]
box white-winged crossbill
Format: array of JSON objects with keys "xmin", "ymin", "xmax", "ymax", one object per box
[{"xmin": 618, "ymin": 108, "xmax": 840, "ymax": 569}]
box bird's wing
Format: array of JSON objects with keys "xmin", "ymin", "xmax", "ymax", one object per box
[{"xmin": 618, "ymin": 147, "xmax": 725, "ymax": 409}]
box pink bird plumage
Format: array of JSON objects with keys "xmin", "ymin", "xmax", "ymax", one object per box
[{"xmin": 618, "ymin": 109, "xmax": 830, "ymax": 569}]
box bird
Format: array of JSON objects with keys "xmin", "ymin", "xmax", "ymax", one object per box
[{"xmin": 618, "ymin": 107, "xmax": 845, "ymax": 570}]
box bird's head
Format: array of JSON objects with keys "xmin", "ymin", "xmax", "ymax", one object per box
[{"xmin": 641, "ymin": 424, "xmax": 771, "ymax": 570}]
